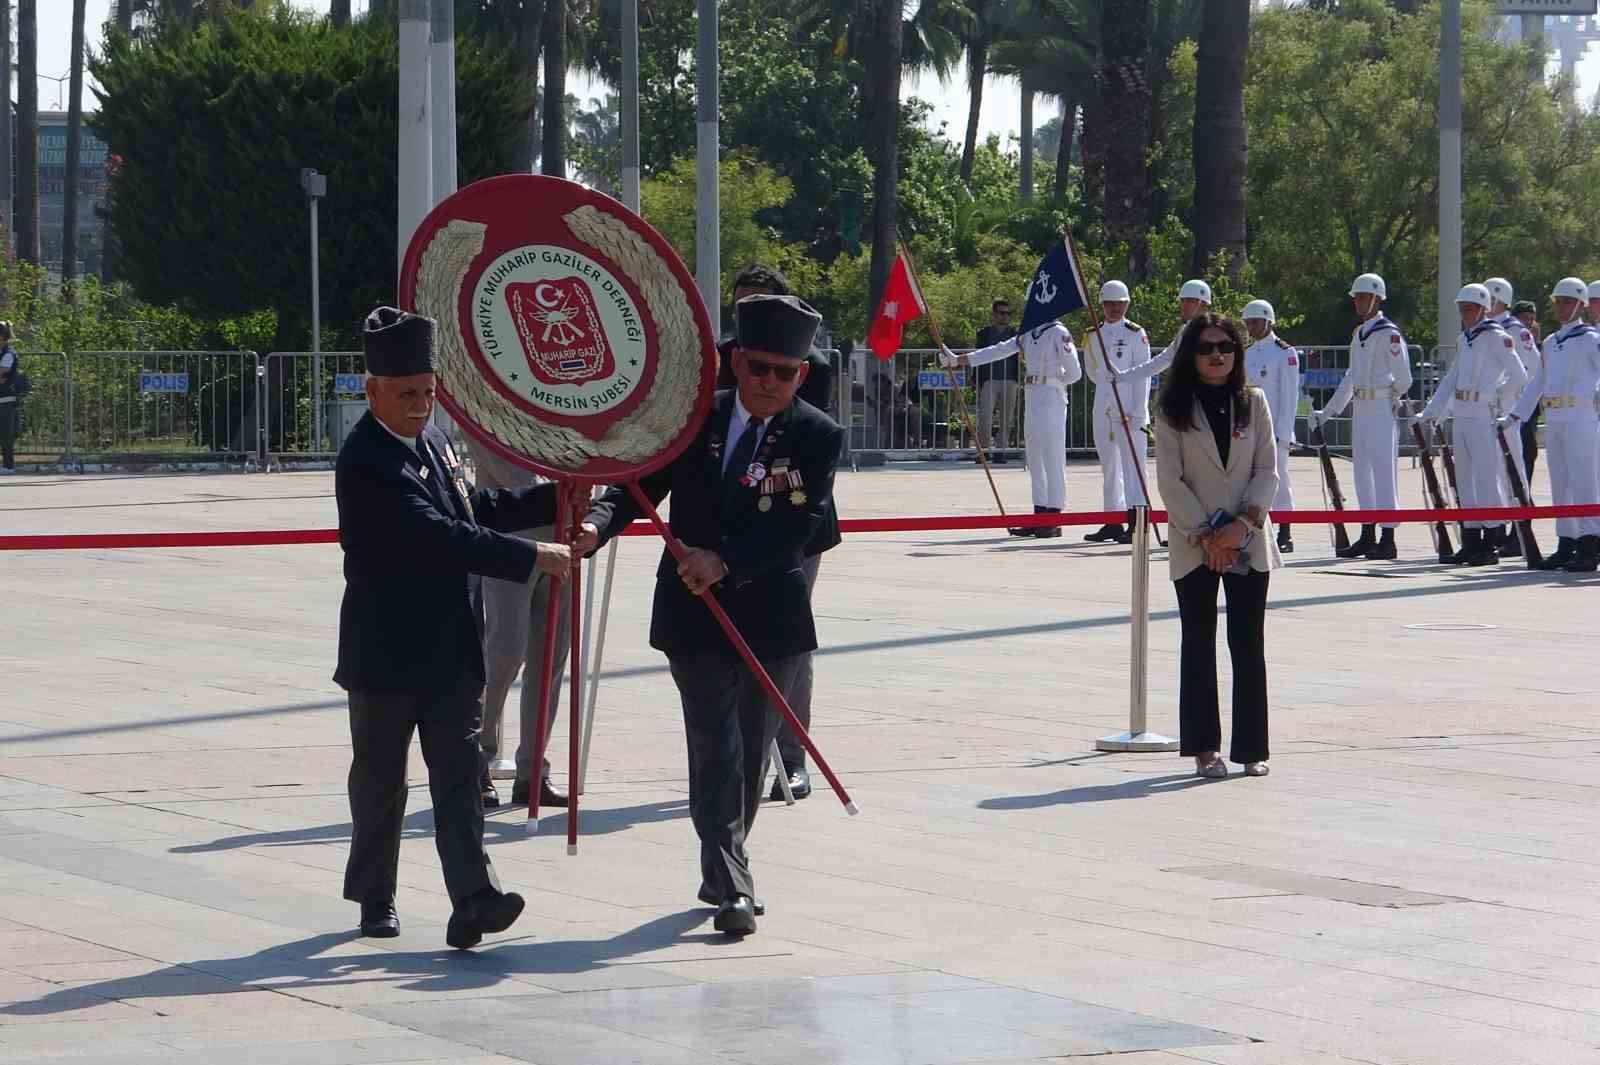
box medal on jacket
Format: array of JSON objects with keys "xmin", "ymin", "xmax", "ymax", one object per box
[{"xmin": 740, "ymin": 461, "xmax": 767, "ymax": 488}]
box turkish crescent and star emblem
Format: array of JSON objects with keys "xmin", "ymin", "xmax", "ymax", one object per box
[{"xmin": 398, "ymin": 174, "xmax": 717, "ymax": 484}]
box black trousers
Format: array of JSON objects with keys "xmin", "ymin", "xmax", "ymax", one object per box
[
  {"xmin": 1521, "ymin": 417, "xmax": 1539, "ymax": 482},
  {"xmin": 344, "ymin": 685, "xmax": 500, "ymax": 907},
  {"xmin": 1174, "ymin": 565, "xmax": 1270, "ymax": 764},
  {"xmin": 0, "ymin": 401, "xmax": 16, "ymax": 469},
  {"xmin": 668, "ymin": 651, "xmax": 803, "ymax": 902}
]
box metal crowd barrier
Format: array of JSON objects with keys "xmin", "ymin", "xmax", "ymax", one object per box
[
  {"xmin": 9, "ymin": 352, "xmax": 68, "ymax": 464},
  {"xmin": 840, "ymin": 342, "xmax": 1441, "ymax": 462},
  {"xmin": 258, "ymin": 351, "xmax": 369, "ymax": 467}
]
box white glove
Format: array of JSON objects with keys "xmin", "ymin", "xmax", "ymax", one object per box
[
  {"xmin": 1497, "ymin": 414, "xmax": 1519, "ymax": 431},
  {"xmin": 1308, "ymin": 409, "xmax": 1324, "ymax": 429},
  {"xmin": 937, "ymin": 348, "xmax": 960, "ymax": 369}
]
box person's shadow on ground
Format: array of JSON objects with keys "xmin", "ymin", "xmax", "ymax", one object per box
[
  {"xmin": 1, "ymin": 908, "xmax": 721, "ymax": 1018},
  {"xmin": 169, "ymin": 799, "xmax": 689, "ymax": 854},
  {"xmin": 979, "ymin": 773, "xmax": 1211, "ymax": 809}
]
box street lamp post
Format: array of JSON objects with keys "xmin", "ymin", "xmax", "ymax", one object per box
[{"xmin": 300, "ymin": 167, "xmax": 327, "ymax": 451}]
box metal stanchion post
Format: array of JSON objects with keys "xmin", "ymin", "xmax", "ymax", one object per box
[
  {"xmin": 1097, "ymin": 506, "xmax": 1179, "ymax": 752},
  {"xmin": 255, "ymin": 356, "xmax": 268, "ymax": 472}
]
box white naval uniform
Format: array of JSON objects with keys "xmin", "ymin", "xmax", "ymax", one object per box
[
  {"xmin": 1244, "ymin": 332, "xmax": 1301, "ymax": 513},
  {"xmin": 967, "ymin": 323, "xmax": 1083, "ymax": 509},
  {"xmin": 1322, "ymin": 315, "xmax": 1413, "ymax": 528},
  {"xmin": 1082, "ymin": 318, "xmax": 1154, "ymax": 508},
  {"xmin": 1511, "ymin": 321, "xmax": 1600, "ymax": 538},
  {"xmin": 1420, "ymin": 321, "xmax": 1528, "ymax": 529}
]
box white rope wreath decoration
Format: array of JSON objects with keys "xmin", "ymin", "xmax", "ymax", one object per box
[{"xmin": 414, "ymin": 205, "xmax": 702, "ymax": 472}]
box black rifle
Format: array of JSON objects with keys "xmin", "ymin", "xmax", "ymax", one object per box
[
  {"xmin": 1411, "ymin": 421, "xmax": 1456, "ymax": 563},
  {"xmin": 1436, "ymin": 425, "xmax": 1463, "ymax": 510},
  {"xmin": 1311, "ymin": 423, "xmax": 1351, "ymax": 553},
  {"xmin": 1496, "ymin": 422, "xmax": 1544, "ymax": 568}
]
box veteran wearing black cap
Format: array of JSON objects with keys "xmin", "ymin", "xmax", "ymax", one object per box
[
  {"xmin": 334, "ymin": 305, "xmax": 574, "ymax": 949},
  {"xmin": 577, "ymin": 294, "xmax": 844, "ymax": 936}
]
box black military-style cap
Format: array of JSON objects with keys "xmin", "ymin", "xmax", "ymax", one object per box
[
  {"xmin": 735, "ymin": 293, "xmax": 821, "ymax": 361},
  {"xmin": 363, "ymin": 306, "xmax": 436, "ymax": 377}
]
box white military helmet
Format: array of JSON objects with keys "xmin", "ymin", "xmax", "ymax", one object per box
[
  {"xmin": 1588, "ymin": 280, "xmax": 1600, "ymax": 301},
  {"xmin": 1552, "ymin": 277, "xmax": 1588, "ymax": 302},
  {"xmin": 1099, "ymin": 279, "xmax": 1130, "ymax": 302},
  {"xmin": 1454, "ymin": 283, "xmax": 1492, "ymax": 311},
  {"xmin": 1241, "ymin": 299, "xmax": 1275, "ymax": 323},
  {"xmin": 1483, "ymin": 277, "xmax": 1514, "ymax": 307},
  {"xmin": 1178, "ymin": 279, "xmax": 1213, "ymax": 303},
  {"xmin": 1349, "ymin": 273, "xmax": 1387, "ymax": 300}
]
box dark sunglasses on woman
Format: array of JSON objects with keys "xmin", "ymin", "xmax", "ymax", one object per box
[{"xmin": 1195, "ymin": 340, "xmax": 1239, "ymax": 355}]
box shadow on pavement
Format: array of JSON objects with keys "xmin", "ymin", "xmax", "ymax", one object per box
[{"xmin": 0, "ymin": 909, "xmax": 721, "ymax": 1017}]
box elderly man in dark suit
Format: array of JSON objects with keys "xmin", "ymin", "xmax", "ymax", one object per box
[
  {"xmin": 715, "ymin": 264, "xmax": 840, "ymax": 802},
  {"xmin": 579, "ymin": 294, "xmax": 843, "ymax": 936},
  {"xmin": 334, "ymin": 306, "xmax": 573, "ymax": 949}
]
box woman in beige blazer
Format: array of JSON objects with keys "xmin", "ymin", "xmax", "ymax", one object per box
[{"xmin": 1151, "ymin": 314, "xmax": 1281, "ymax": 779}]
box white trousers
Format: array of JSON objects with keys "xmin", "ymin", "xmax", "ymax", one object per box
[
  {"xmin": 1274, "ymin": 443, "xmax": 1294, "ymax": 511},
  {"xmin": 1092, "ymin": 403, "xmax": 1149, "ymax": 509},
  {"xmin": 1452, "ymin": 418, "xmax": 1503, "ymax": 529},
  {"xmin": 1546, "ymin": 421, "xmax": 1600, "ymax": 537},
  {"xmin": 1349, "ymin": 403, "xmax": 1399, "ymax": 528},
  {"xmin": 1024, "ymin": 383, "xmax": 1068, "ymax": 509}
]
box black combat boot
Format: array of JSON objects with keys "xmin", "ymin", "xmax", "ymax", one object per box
[
  {"xmin": 1447, "ymin": 528, "xmax": 1478, "ymax": 566},
  {"xmin": 1498, "ymin": 525, "xmax": 1523, "ymax": 558},
  {"xmin": 1009, "ymin": 505, "xmax": 1046, "ymax": 537},
  {"xmin": 1276, "ymin": 524, "xmax": 1294, "ymax": 554},
  {"xmin": 1114, "ymin": 508, "xmax": 1137, "ymax": 544},
  {"xmin": 1084, "ymin": 520, "xmax": 1124, "ymax": 543},
  {"xmin": 1036, "ymin": 506, "xmax": 1063, "ymax": 538},
  {"xmin": 1338, "ymin": 524, "xmax": 1377, "ymax": 559},
  {"xmin": 1465, "ymin": 528, "xmax": 1500, "ymax": 567},
  {"xmin": 1563, "ymin": 535, "xmax": 1600, "ymax": 573},
  {"xmin": 1366, "ymin": 526, "xmax": 1398, "ymax": 560},
  {"xmin": 1536, "ymin": 536, "xmax": 1578, "ymax": 571}
]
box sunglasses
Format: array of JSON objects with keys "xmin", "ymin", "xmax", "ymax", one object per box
[
  {"xmin": 743, "ymin": 356, "xmax": 802, "ymax": 382},
  {"xmin": 1194, "ymin": 340, "xmax": 1239, "ymax": 355}
]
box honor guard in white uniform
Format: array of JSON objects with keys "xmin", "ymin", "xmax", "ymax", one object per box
[
  {"xmin": 1080, "ymin": 280, "xmax": 1151, "ymax": 542},
  {"xmin": 1588, "ymin": 281, "xmax": 1600, "ymax": 327},
  {"xmin": 1418, "ymin": 284, "xmax": 1528, "ymax": 566},
  {"xmin": 1504, "ymin": 277, "xmax": 1600, "ymax": 572},
  {"xmin": 1081, "ymin": 279, "xmax": 1212, "ymax": 541},
  {"xmin": 1242, "ymin": 299, "xmax": 1300, "ymax": 553},
  {"xmin": 1484, "ymin": 277, "xmax": 1541, "ymax": 556},
  {"xmin": 1310, "ymin": 273, "xmax": 1413, "ymax": 560},
  {"xmin": 943, "ymin": 321, "xmax": 1083, "ymax": 537}
]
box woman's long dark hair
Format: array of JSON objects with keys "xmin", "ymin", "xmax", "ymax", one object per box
[{"xmin": 1157, "ymin": 313, "xmax": 1252, "ymax": 433}]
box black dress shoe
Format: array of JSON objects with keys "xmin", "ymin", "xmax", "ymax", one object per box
[
  {"xmin": 769, "ymin": 765, "xmax": 811, "ymax": 801},
  {"xmin": 713, "ymin": 896, "xmax": 757, "ymax": 935},
  {"xmin": 509, "ymin": 777, "xmax": 568, "ymax": 807},
  {"xmin": 1083, "ymin": 523, "xmax": 1124, "ymax": 543},
  {"xmin": 359, "ymin": 898, "xmax": 400, "ymax": 938},
  {"xmin": 481, "ymin": 779, "xmax": 500, "ymax": 808},
  {"xmin": 698, "ymin": 883, "xmax": 764, "ymax": 916},
  {"xmin": 446, "ymin": 888, "xmax": 525, "ymax": 950}
]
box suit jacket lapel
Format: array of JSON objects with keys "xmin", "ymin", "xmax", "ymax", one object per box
[{"xmin": 705, "ymin": 392, "xmax": 737, "ymax": 502}]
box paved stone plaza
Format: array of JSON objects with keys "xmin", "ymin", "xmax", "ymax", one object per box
[{"xmin": 3, "ymin": 455, "xmax": 1599, "ymax": 1065}]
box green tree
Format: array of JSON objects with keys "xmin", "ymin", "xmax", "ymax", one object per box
[
  {"xmin": 90, "ymin": 9, "xmax": 532, "ymax": 349},
  {"xmin": 1190, "ymin": 0, "xmax": 1248, "ymax": 278}
]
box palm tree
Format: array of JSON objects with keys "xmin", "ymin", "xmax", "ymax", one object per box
[
  {"xmin": 64, "ymin": 0, "xmax": 89, "ymax": 291},
  {"xmin": 987, "ymin": 1, "xmax": 1096, "ymax": 203},
  {"xmin": 1191, "ymin": 0, "xmax": 1248, "ymax": 277},
  {"xmin": 331, "ymin": 0, "xmax": 351, "ymax": 28},
  {"xmin": 16, "ymin": 0, "xmax": 39, "ymax": 266},
  {"xmin": 1091, "ymin": 0, "xmax": 1153, "ymax": 276},
  {"xmin": 541, "ymin": 0, "xmax": 567, "ymax": 176}
]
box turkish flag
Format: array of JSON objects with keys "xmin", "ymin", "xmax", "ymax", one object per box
[{"xmin": 867, "ymin": 250, "xmax": 927, "ymax": 360}]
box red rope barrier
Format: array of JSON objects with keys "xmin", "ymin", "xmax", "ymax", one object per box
[{"xmin": 6, "ymin": 505, "xmax": 1600, "ymax": 551}]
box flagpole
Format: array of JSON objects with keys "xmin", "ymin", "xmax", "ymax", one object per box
[
  {"xmin": 1068, "ymin": 229, "xmax": 1164, "ymax": 546},
  {"xmin": 898, "ymin": 242, "xmax": 1007, "ymax": 519}
]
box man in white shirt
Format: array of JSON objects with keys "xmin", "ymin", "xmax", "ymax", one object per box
[{"xmin": 1242, "ymin": 300, "xmax": 1300, "ymax": 552}]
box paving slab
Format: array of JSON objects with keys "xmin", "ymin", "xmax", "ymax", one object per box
[{"xmin": 2, "ymin": 458, "xmax": 1599, "ymax": 1063}]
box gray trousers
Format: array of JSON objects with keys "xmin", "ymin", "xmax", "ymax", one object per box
[
  {"xmin": 668, "ymin": 651, "xmax": 803, "ymax": 901},
  {"xmin": 775, "ymin": 554, "xmax": 821, "ymax": 769},
  {"xmin": 468, "ymin": 442, "xmax": 572, "ymax": 783},
  {"xmin": 343, "ymin": 685, "xmax": 500, "ymax": 907}
]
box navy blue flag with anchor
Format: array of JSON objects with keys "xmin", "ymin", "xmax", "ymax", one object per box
[{"xmin": 1018, "ymin": 238, "xmax": 1091, "ymax": 335}]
